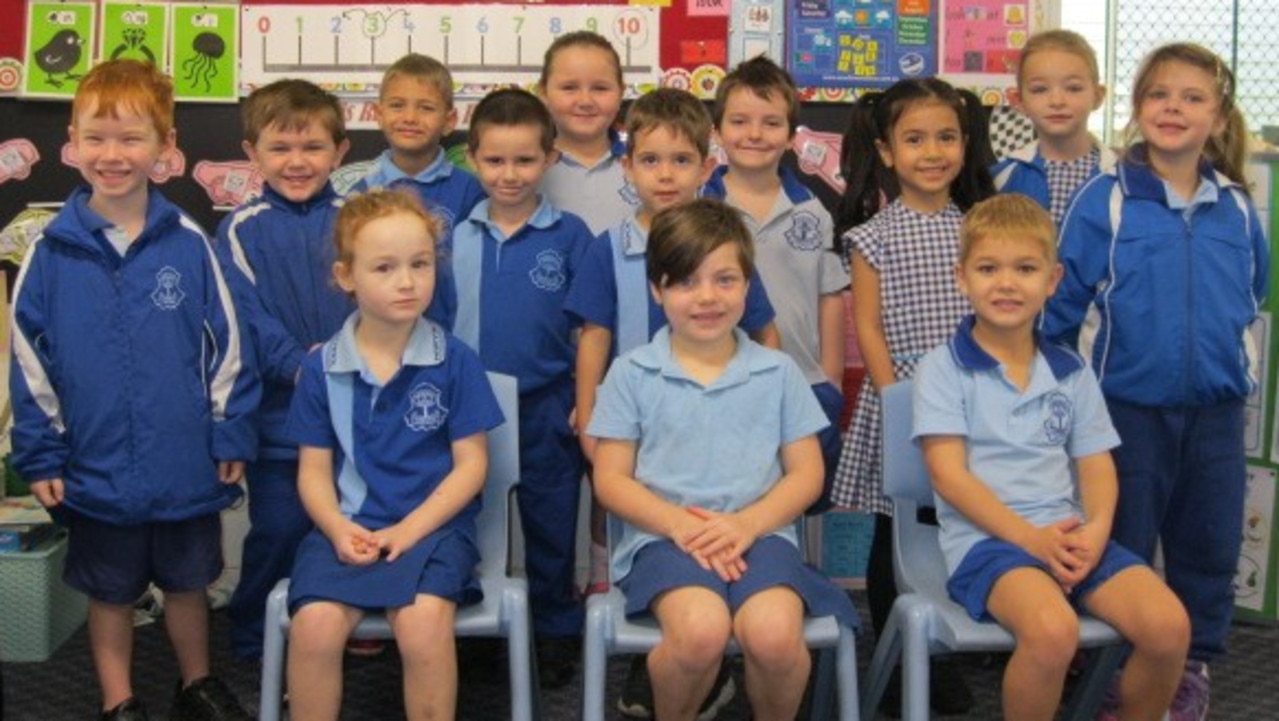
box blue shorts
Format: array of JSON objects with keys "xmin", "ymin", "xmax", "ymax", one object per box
[
  {"xmin": 618, "ymin": 536, "xmax": 858, "ymax": 629},
  {"xmin": 948, "ymin": 537, "xmax": 1145, "ymax": 622},
  {"xmin": 63, "ymin": 511, "xmax": 223, "ymax": 605}
]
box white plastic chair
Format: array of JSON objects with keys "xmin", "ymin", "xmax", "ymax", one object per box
[
  {"xmin": 581, "ymin": 516, "xmax": 860, "ymax": 720},
  {"xmin": 862, "ymin": 381, "xmax": 1124, "ymax": 721},
  {"xmin": 259, "ymin": 372, "xmax": 537, "ymax": 721}
]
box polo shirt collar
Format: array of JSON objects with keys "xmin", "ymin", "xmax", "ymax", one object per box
[
  {"xmin": 325, "ymin": 313, "xmax": 448, "ymax": 375},
  {"xmin": 466, "ymin": 196, "xmax": 560, "ymax": 242},
  {"xmin": 703, "ymin": 165, "xmax": 814, "ymax": 206},
  {"xmin": 632, "ymin": 326, "xmax": 780, "ymax": 389},
  {"xmin": 946, "ymin": 315, "xmax": 1081, "ymax": 381},
  {"xmin": 619, "ymin": 215, "xmax": 648, "ymax": 257},
  {"xmin": 557, "ymin": 129, "xmax": 626, "ymax": 167},
  {"xmin": 368, "ymin": 148, "xmax": 454, "ymax": 186}
]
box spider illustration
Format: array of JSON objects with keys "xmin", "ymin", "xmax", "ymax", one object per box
[{"xmin": 181, "ymin": 32, "xmax": 224, "ymax": 92}]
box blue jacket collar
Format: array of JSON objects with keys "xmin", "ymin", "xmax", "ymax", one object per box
[
  {"xmin": 946, "ymin": 315, "xmax": 1081, "ymax": 381},
  {"xmin": 261, "ymin": 182, "xmax": 340, "ymax": 214},
  {"xmin": 49, "ymin": 185, "xmax": 180, "ymax": 253},
  {"xmin": 325, "ymin": 313, "xmax": 447, "ymax": 374},
  {"xmin": 1116, "ymin": 143, "xmax": 1232, "ymax": 203}
]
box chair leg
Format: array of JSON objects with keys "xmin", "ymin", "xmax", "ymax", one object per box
[
  {"xmin": 897, "ymin": 596, "xmax": 933, "ymax": 721},
  {"xmin": 835, "ymin": 623, "xmax": 860, "ymax": 721},
  {"xmin": 259, "ymin": 583, "xmax": 289, "ymax": 721},
  {"xmin": 809, "ymin": 647, "xmax": 835, "ymax": 721},
  {"xmin": 860, "ymin": 599, "xmax": 907, "ymax": 720},
  {"xmin": 1061, "ymin": 643, "xmax": 1128, "ymax": 721},
  {"xmin": 505, "ymin": 586, "xmax": 538, "ymax": 721},
  {"xmin": 581, "ymin": 598, "xmax": 611, "ymax": 721}
]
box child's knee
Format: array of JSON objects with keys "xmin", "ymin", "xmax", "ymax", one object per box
[
  {"xmin": 1134, "ymin": 599, "xmax": 1191, "ymax": 659},
  {"xmin": 660, "ymin": 615, "xmax": 732, "ymax": 667},
  {"xmin": 736, "ymin": 616, "xmax": 805, "ymax": 667},
  {"xmin": 1016, "ymin": 608, "xmax": 1079, "ymax": 668},
  {"xmin": 290, "ymin": 603, "xmax": 359, "ymax": 654}
]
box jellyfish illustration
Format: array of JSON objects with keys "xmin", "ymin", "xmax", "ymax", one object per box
[{"xmin": 181, "ymin": 32, "xmax": 224, "ymax": 92}]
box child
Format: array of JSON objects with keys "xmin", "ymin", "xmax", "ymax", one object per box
[
  {"xmin": 349, "ymin": 53, "xmax": 486, "ymax": 328},
  {"xmin": 216, "ymin": 78, "xmax": 354, "ymax": 661},
  {"xmin": 1042, "ymin": 43, "xmax": 1268, "ymax": 721},
  {"xmin": 991, "ymin": 30, "xmax": 1117, "ymax": 225},
  {"xmin": 564, "ymin": 87, "xmax": 778, "ymax": 637},
  {"xmin": 704, "ymin": 56, "xmax": 847, "ymax": 504},
  {"xmin": 284, "ymin": 189, "xmax": 503, "ymax": 720},
  {"xmin": 587, "ymin": 199, "xmax": 857, "ymax": 721},
  {"xmin": 538, "ymin": 30, "xmax": 637, "ymax": 235},
  {"xmin": 9, "ymin": 59, "xmax": 257, "ymax": 721},
  {"xmin": 831, "ymin": 76, "xmax": 995, "ymax": 713},
  {"xmin": 450, "ymin": 88, "xmax": 594, "ymax": 688},
  {"xmin": 914, "ymin": 193, "xmax": 1190, "ymax": 721}
]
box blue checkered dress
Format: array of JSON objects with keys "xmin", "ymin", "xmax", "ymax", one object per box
[
  {"xmin": 1045, "ymin": 149, "xmax": 1099, "ymax": 225},
  {"xmin": 832, "ymin": 199, "xmax": 969, "ymax": 514}
]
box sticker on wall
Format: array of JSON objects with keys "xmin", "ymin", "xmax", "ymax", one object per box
[
  {"xmin": 0, "ymin": 139, "xmax": 41, "ymax": 185},
  {"xmin": 0, "ymin": 208, "xmax": 55, "ymax": 266},
  {"xmin": 791, "ymin": 127, "xmax": 844, "ymax": 194},
  {"xmin": 171, "ymin": 4, "xmax": 238, "ymax": 102},
  {"xmin": 193, "ymin": 160, "xmax": 265, "ymax": 208},
  {"xmin": 23, "ymin": 1, "xmax": 96, "ymax": 98},
  {"xmin": 1236, "ymin": 465, "xmax": 1275, "ymax": 612},
  {"xmin": 688, "ymin": 63, "xmax": 723, "ymax": 99},
  {"xmin": 0, "ymin": 57, "xmax": 24, "ymax": 93},
  {"xmin": 100, "ymin": 1, "xmax": 169, "ymax": 68},
  {"xmin": 62, "ymin": 140, "xmax": 186, "ymax": 183}
]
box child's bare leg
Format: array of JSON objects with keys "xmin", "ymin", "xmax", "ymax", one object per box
[
  {"xmin": 733, "ymin": 586, "xmax": 809, "ymax": 721},
  {"xmin": 88, "ymin": 599, "xmax": 135, "ymax": 710},
  {"xmin": 389, "ymin": 594, "xmax": 458, "ymax": 721},
  {"xmin": 164, "ymin": 590, "xmax": 211, "ymax": 685},
  {"xmin": 987, "ymin": 568, "xmax": 1080, "ymax": 721},
  {"xmin": 1084, "ymin": 567, "xmax": 1189, "ymax": 721},
  {"xmin": 288, "ymin": 601, "xmax": 363, "ymax": 721},
  {"xmin": 650, "ymin": 587, "xmax": 732, "ymax": 721}
]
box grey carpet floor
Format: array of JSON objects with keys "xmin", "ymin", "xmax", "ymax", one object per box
[{"xmin": 4, "ymin": 591, "xmax": 1277, "ymax": 719}]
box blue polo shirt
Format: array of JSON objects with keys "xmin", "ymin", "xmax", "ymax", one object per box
[
  {"xmin": 448, "ymin": 197, "xmax": 593, "ymax": 395},
  {"xmin": 564, "ymin": 214, "xmax": 776, "ymax": 359},
  {"xmin": 286, "ymin": 313, "xmax": 503, "ymax": 533},
  {"xmin": 540, "ymin": 130, "xmax": 638, "ymax": 235},
  {"xmin": 587, "ymin": 326, "xmax": 829, "ymax": 581},
  {"xmin": 912, "ymin": 316, "xmax": 1121, "ymax": 573}
]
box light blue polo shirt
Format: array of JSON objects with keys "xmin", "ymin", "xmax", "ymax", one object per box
[
  {"xmin": 702, "ymin": 166, "xmax": 848, "ymax": 385},
  {"xmin": 587, "ymin": 326, "xmax": 829, "ymax": 581},
  {"xmin": 448, "ymin": 197, "xmax": 593, "ymax": 395},
  {"xmin": 347, "ymin": 149, "xmax": 486, "ymax": 240},
  {"xmin": 912, "ymin": 316, "xmax": 1120, "ymax": 573},
  {"xmin": 540, "ymin": 131, "xmax": 638, "ymax": 235},
  {"xmin": 286, "ymin": 313, "xmax": 504, "ymax": 534}
]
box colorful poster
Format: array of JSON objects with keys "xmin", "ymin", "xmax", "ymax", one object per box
[
  {"xmin": 785, "ymin": 0, "xmax": 936, "ymax": 89},
  {"xmin": 1237, "ymin": 465, "xmax": 1276, "ymax": 613},
  {"xmin": 170, "ymin": 4, "xmax": 238, "ymax": 102},
  {"xmin": 100, "ymin": 1, "xmax": 169, "ymax": 69},
  {"xmin": 23, "ymin": 2, "xmax": 95, "ymax": 98},
  {"xmin": 941, "ymin": 0, "xmax": 1029, "ymax": 75}
]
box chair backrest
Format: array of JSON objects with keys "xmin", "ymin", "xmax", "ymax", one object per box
[
  {"xmin": 476, "ymin": 372, "xmax": 519, "ymax": 577},
  {"xmin": 879, "ymin": 380, "xmax": 951, "ymax": 597}
]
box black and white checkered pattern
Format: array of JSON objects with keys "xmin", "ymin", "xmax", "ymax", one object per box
[
  {"xmin": 1045, "ymin": 149, "xmax": 1100, "ymax": 225},
  {"xmin": 988, "ymin": 105, "xmax": 1037, "ymax": 160},
  {"xmin": 832, "ymin": 200, "xmax": 970, "ymax": 514}
]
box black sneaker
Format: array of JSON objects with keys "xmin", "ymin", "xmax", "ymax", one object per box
[
  {"xmin": 171, "ymin": 676, "xmax": 252, "ymax": 721},
  {"xmin": 101, "ymin": 697, "xmax": 149, "ymax": 721},
  {"xmin": 536, "ymin": 636, "xmax": 580, "ymax": 690},
  {"xmin": 617, "ymin": 653, "xmax": 736, "ymax": 720}
]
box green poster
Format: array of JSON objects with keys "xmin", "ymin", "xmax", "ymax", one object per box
[
  {"xmin": 100, "ymin": 2, "xmax": 169, "ymax": 69},
  {"xmin": 171, "ymin": 4, "xmax": 237, "ymax": 102},
  {"xmin": 23, "ymin": 2, "xmax": 96, "ymax": 98}
]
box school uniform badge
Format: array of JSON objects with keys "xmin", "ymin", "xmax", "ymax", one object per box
[
  {"xmin": 784, "ymin": 211, "xmax": 823, "ymax": 251},
  {"xmin": 405, "ymin": 382, "xmax": 448, "ymax": 433},
  {"xmin": 529, "ymin": 249, "xmax": 567, "ymax": 292},
  {"xmin": 151, "ymin": 266, "xmax": 185, "ymax": 310},
  {"xmin": 1042, "ymin": 392, "xmax": 1072, "ymax": 445}
]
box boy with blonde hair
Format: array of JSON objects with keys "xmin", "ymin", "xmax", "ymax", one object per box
[
  {"xmin": 915, "ymin": 194, "xmax": 1189, "ymax": 721},
  {"xmin": 216, "ymin": 78, "xmax": 354, "ymax": 661},
  {"xmin": 350, "ymin": 53, "xmax": 485, "ymax": 327},
  {"xmin": 10, "ymin": 59, "xmax": 258, "ymax": 721}
]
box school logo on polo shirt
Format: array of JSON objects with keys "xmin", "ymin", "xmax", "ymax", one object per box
[
  {"xmin": 620, "ymin": 182, "xmax": 640, "ymax": 206},
  {"xmin": 405, "ymin": 382, "xmax": 448, "ymax": 433},
  {"xmin": 784, "ymin": 211, "xmax": 823, "ymax": 251},
  {"xmin": 151, "ymin": 266, "xmax": 185, "ymax": 310},
  {"xmin": 529, "ymin": 249, "xmax": 567, "ymax": 292},
  {"xmin": 1043, "ymin": 392, "xmax": 1072, "ymax": 445}
]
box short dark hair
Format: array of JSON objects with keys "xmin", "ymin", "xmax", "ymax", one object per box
[
  {"xmin": 647, "ymin": 199, "xmax": 754, "ymax": 287},
  {"xmin": 713, "ymin": 55, "xmax": 799, "ymax": 134},
  {"xmin": 624, "ymin": 88, "xmax": 712, "ymax": 159},
  {"xmin": 466, "ymin": 88, "xmax": 556, "ymax": 154},
  {"xmin": 241, "ymin": 79, "xmax": 346, "ymax": 146}
]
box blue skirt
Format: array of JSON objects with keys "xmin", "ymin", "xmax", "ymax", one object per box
[{"xmin": 287, "ymin": 527, "xmax": 481, "ymax": 613}]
